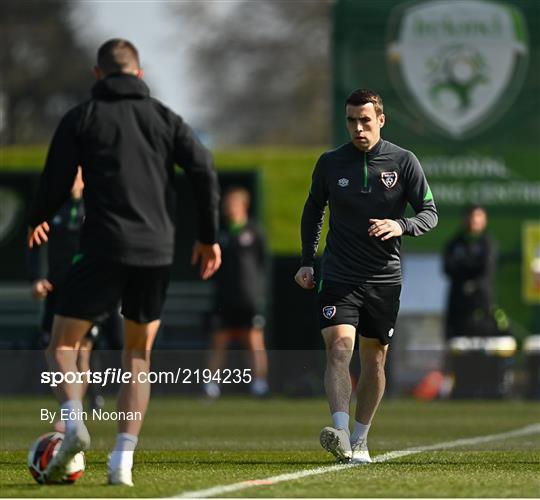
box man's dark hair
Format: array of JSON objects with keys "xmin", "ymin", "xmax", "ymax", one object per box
[
  {"xmin": 223, "ymin": 185, "xmax": 251, "ymax": 202},
  {"xmin": 463, "ymin": 204, "xmax": 486, "ymax": 217},
  {"xmin": 345, "ymin": 89, "xmax": 384, "ymax": 116},
  {"xmin": 97, "ymin": 39, "xmax": 140, "ymax": 74}
]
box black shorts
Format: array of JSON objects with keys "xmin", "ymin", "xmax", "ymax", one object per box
[
  {"xmin": 317, "ymin": 280, "xmax": 401, "ymax": 345},
  {"xmin": 57, "ymin": 254, "xmax": 171, "ymax": 324},
  {"xmin": 212, "ymin": 305, "xmax": 266, "ymax": 330}
]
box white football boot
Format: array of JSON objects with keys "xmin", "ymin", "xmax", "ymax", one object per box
[
  {"xmin": 350, "ymin": 437, "xmax": 372, "ymax": 464},
  {"xmin": 108, "ymin": 467, "xmax": 134, "ymax": 486},
  {"xmin": 44, "ymin": 424, "xmax": 91, "ymax": 482},
  {"xmin": 319, "ymin": 426, "xmax": 352, "ymax": 462}
]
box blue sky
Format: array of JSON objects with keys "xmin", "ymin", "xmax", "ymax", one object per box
[{"xmin": 71, "ymin": 1, "xmax": 200, "ymax": 122}]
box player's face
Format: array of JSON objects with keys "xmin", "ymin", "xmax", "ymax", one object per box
[
  {"xmin": 223, "ymin": 193, "xmax": 249, "ymax": 224},
  {"xmin": 466, "ymin": 208, "xmax": 487, "ymax": 234},
  {"xmin": 346, "ymin": 103, "xmax": 385, "ymax": 151}
]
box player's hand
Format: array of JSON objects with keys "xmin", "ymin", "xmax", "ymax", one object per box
[
  {"xmin": 294, "ymin": 266, "xmax": 315, "ymax": 289},
  {"xmin": 368, "ymin": 218, "xmax": 403, "ymax": 241},
  {"xmin": 32, "ymin": 279, "xmax": 53, "ymax": 300},
  {"xmin": 191, "ymin": 241, "xmax": 222, "ymax": 280},
  {"xmin": 28, "ymin": 222, "xmax": 50, "ymax": 248}
]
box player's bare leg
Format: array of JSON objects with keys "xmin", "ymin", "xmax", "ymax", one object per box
[
  {"xmin": 53, "ymin": 334, "xmax": 94, "ymax": 433},
  {"xmin": 46, "ymin": 315, "xmax": 93, "ymax": 401},
  {"xmin": 322, "ymin": 325, "xmax": 355, "ymax": 414},
  {"xmin": 204, "ymin": 329, "xmax": 230, "ymax": 398},
  {"xmin": 44, "ymin": 315, "xmax": 93, "ymax": 482},
  {"xmin": 108, "ymin": 318, "xmax": 159, "ymax": 486},
  {"xmin": 207, "ymin": 329, "xmax": 230, "ymax": 373},
  {"xmin": 245, "ymin": 327, "xmax": 269, "ymax": 396},
  {"xmin": 319, "ymin": 325, "xmax": 356, "ymax": 461},
  {"xmin": 350, "ymin": 336, "xmax": 388, "ymax": 463},
  {"xmin": 77, "ymin": 335, "xmax": 93, "ymax": 400}
]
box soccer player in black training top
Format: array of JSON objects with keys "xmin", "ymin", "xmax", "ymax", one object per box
[
  {"xmin": 443, "ymin": 205, "xmax": 504, "ymax": 339},
  {"xmin": 295, "ymin": 89, "xmax": 437, "ymax": 463},
  {"xmin": 28, "ymin": 39, "xmax": 221, "ymax": 486},
  {"xmin": 204, "ymin": 187, "xmax": 269, "ymax": 399}
]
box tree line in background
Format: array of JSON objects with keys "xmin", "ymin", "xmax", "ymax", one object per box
[
  {"xmin": 0, "ymin": 0, "xmax": 94, "ymax": 146},
  {"xmin": 172, "ymin": 0, "xmax": 332, "ymax": 146},
  {"xmin": 1, "ymin": 0, "xmax": 332, "ymax": 147}
]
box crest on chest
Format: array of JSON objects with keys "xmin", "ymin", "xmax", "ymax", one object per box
[{"xmin": 380, "ymin": 171, "xmax": 398, "ymax": 189}]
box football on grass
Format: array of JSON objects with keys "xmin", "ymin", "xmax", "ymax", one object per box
[{"xmin": 27, "ymin": 432, "xmax": 85, "ymax": 484}]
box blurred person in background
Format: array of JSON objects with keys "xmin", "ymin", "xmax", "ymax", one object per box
[
  {"xmin": 443, "ymin": 204, "xmax": 510, "ymax": 338},
  {"xmin": 27, "ymin": 167, "xmax": 123, "ymax": 419},
  {"xmin": 204, "ymin": 186, "xmax": 269, "ymax": 398}
]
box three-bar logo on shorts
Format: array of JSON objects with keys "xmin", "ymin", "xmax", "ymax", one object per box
[
  {"xmin": 381, "ymin": 171, "xmax": 398, "ymax": 189},
  {"xmin": 338, "ymin": 178, "xmax": 349, "ymax": 187},
  {"xmin": 322, "ymin": 306, "xmax": 336, "ymax": 319}
]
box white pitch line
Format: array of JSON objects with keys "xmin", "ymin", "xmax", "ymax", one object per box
[{"xmin": 173, "ymin": 423, "xmax": 540, "ymax": 498}]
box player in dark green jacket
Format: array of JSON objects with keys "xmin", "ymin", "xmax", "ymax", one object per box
[{"xmin": 295, "ymin": 89, "xmax": 437, "ymax": 464}]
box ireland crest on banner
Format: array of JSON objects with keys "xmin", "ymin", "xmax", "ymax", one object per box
[{"xmin": 387, "ymin": 0, "xmax": 528, "ymax": 139}]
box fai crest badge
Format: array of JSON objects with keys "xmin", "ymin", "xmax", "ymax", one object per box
[
  {"xmin": 381, "ymin": 171, "xmax": 398, "ymax": 189},
  {"xmin": 387, "ymin": 0, "xmax": 528, "ymax": 139},
  {"xmin": 322, "ymin": 306, "xmax": 336, "ymax": 319},
  {"xmin": 338, "ymin": 178, "xmax": 349, "ymax": 187}
]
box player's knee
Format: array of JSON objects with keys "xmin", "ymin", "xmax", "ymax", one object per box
[
  {"xmin": 45, "ymin": 343, "xmax": 78, "ymax": 367},
  {"xmin": 327, "ymin": 337, "xmax": 354, "ymax": 364},
  {"xmin": 361, "ymin": 352, "xmax": 386, "ymax": 377},
  {"xmin": 122, "ymin": 346, "xmax": 152, "ymax": 362}
]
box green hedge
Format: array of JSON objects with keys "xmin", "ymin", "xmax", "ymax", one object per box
[{"xmin": 0, "ymin": 145, "xmax": 324, "ymax": 254}]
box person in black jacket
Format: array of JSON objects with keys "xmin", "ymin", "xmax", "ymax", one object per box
[
  {"xmin": 443, "ymin": 205, "xmax": 505, "ymax": 338},
  {"xmin": 203, "ymin": 187, "xmax": 269, "ymax": 398},
  {"xmin": 295, "ymin": 89, "xmax": 437, "ymax": 464},
  {"xmin": 28, "ymin": 39, "xmax": 221, "ymax": 486}
]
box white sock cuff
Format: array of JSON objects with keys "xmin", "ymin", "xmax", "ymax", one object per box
[
  {"xmin": 61, "ymin": 399, "xmax": 83, "ymax": 412},
  {"xmin": 351, "ymin": 420, "xmax": 371, "ymax": 442},
  {"xmin": 332, "ymin": 411, "xmax": 350, "ymax": 433},
  {"xmin": 61, "ymin": 399, "xmax": 84, "ymax": 431},
  {"xmin": 114, "ymin": 433, "xmax": 138, "ymax": 452}
]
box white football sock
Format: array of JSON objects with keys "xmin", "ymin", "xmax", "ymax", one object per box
[
  {"xmin": 351, "ymin": 420, "xmax": 371, "ymax": 443},
  {"xmin": 61, "ymin": 399, "xmax": 84, "ymax": 433},
  {"xmin": 108, "ymin": 433, "xmax": 138, "ymax": 472},
  {"xmin": 332, "ymin": 412, "xmax": 350, "ymax": 434},
  {"xmin": 250, "ymin": 378, "xmax": 269, "ymax": 396}
]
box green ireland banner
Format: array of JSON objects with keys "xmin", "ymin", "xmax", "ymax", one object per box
[{"xmin": 333, "ymin": 0, "xmax": 540, "ymax": 331}]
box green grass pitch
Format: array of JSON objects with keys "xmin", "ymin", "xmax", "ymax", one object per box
[{"xmin": 1, "ymin": 396, "xmax": 539, "ymax": 497}]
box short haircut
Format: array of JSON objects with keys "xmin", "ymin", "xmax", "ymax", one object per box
[
  {"xmin": 345, "ymin": 89, "xmax": 384, "ymax": 116},
  {"xmin": 463, "ymin": 204, "xmax": 486, "ymax": 217},
  {"xmin": 97, "ymin": 39, "xmax": 140, "ymax": 74}
]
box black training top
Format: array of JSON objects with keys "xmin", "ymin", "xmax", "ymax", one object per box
[
  {"xmin": 29, "ymin": 73, "xmax": 219, "ymax": 266},
  {"xmin": 301, "ymin": 139, "xmax": 438, "ymax": 285},
  {"xmin": 214, "ymin": 221, "xmax": 268, "ymax": 310},
  {"xmin": 27, "ymin": 197, "xmax": 85, "ymax": 287},
  {"xmin": 443, "ymin": 231, "xmax": 496, "ymax": 324}
]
